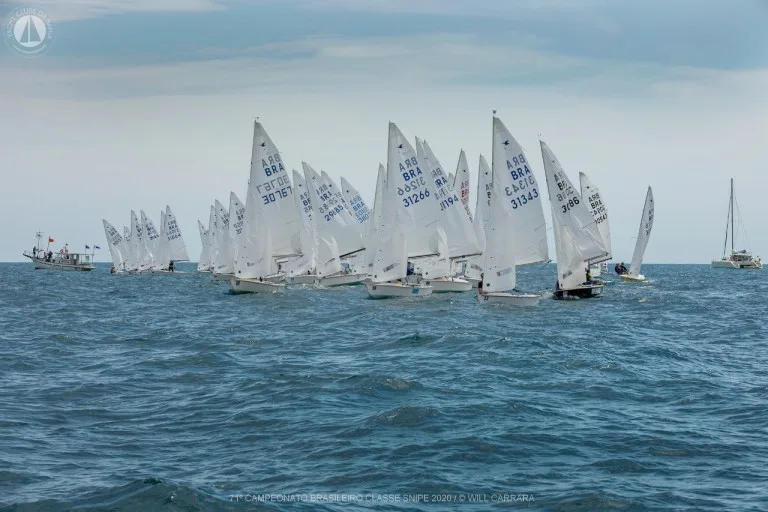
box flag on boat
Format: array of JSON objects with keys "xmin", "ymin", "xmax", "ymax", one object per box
[
  {"xmin": 48, "ymin": 237, "xmax": 54, "ymax": 243},
  {"xmin": 85, "ymin": 245, "xmax": 90, "ymax": 249},
  {"xmin": 94, "ymin": 245, "xmax": 100, "ymax": 249}
]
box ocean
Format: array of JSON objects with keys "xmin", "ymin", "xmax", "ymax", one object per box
[{"xmin": 1, "ymin": 262, "xmax": 766, "ymax": 511}]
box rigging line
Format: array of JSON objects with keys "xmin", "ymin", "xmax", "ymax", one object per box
[{"xmin": 733, "ymin": 194, "xmax": 753, "ymax": 252}]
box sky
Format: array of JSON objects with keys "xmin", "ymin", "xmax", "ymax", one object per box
[{"xmin": 1, "ymin": 0, "xmax": 767, "ymax": 263}]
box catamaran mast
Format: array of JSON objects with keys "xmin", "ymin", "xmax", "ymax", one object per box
[{"xmin": 730, "ymin": 178, "xmax": 734, "ymax": 255}]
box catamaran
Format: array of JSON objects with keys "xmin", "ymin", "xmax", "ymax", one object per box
[
  {"xmin": 711, "ymin": 179, "xmax": 762, "ymax": 269},
  {"xmin": 541, "ymin": 140, "xmax": 608, "ymax": 299},
  {"xmin": 620, "ymin": 187, "xmax": 655, "ymax": 282}
]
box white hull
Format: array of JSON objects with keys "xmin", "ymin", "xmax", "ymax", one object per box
[
  {"xmin": 477, "ymin": 292, "xmax": 540, "ymax": 306},
  {"xmin": 229, "ymin": 277, "xmax": 286, "ymax": 294},
  {"xmin": 151, "ymin": 269, "xmax": 185, "ymax": 275},
  {"xmin": 464, "ymin": 276, "xmax": 481, "ymax": 288},
  {"xmin": 32, "ymin": 260, "xmax": 94, "ymax": 271},
  {"xmin": 365, "ymin": 281, "xmax": 433, "ymax": 298},
  {"xmin": 319, "ymin": 272, "xmax": 366, "ymax": 287},
  {"xmin": 711, "ymin": 259, "xmax": 762, "ymax": 269},
  {"xmin": 423, "ymin": 276, "xmax": 472, "ymax": 293},
  {"xmin": 211, "ymin": 272, "xmax": 234, "ymax": 281},
  {"xmin": 620, "ymin": 274, "xmax": 646, "ymax": 282},
  {"xmin": 285, "ymin": 274, "xmax": 319, "ymax": 285}
]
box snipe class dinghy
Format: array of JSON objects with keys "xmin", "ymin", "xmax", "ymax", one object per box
[
  {"xmin": 541, "ymin": 140, "xmax": 609, "ymax": 299},
  {"xmin": 477, "ymin": 116, "xmax": 549, "ymax": 306},
  {"xmin": 711, "ymin": 178, "xmax": 762, "ymax": 269},
  {"xmin": 417, "ymin": 139, "xmax": 480, "ymax": 293},
  {"xmin": 621, "ymin": 186, "xmax": 654, "ymax": 282},
  {"xmin": 579, "ymin": 172, "xmax": 612, "ymax": 277},
  {"xmin": 230, "ymin": 121, "xmax": 302, "ymax": 294},
  {"xmin": 365, "ymin": 122, "xmax": 434, "ymax": 298}
]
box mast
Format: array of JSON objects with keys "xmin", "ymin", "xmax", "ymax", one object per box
[{"xmin": 730, "ymin": 178, "xmax": 734, "ymax": 255}]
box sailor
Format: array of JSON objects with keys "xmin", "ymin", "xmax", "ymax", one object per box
[
  {"xmin": 478, "ymin": 273, "xmax": 485, "ymax": 295},
  {"xmin": 406, "ymin": 261, "xmax": 415, "ymax": 276},
  {"xmin": 169, "ymin": 260, "xmax": 175, "ymax": 272},
  {"xmin": 585, "ymin": 267, "xmax": 592, "ymax": 282},
  {"xmin": 614, "ymin": 262, "xmax": 628, "ymax": 275},
  {"xmin": 32, "ymin": 246, "xmax": 37, "ymax": 257},
  {"xmin": 110, "ymin": 266, "xmax": 116, "ymax": 274}
]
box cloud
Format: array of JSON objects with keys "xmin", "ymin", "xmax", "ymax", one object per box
[{"xmin": 3, "ymin": 0, "xmax": 227, "ymax": 22}]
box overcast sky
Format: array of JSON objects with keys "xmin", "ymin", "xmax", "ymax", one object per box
[{"xmin": 2, "ymin": 0, "xmax": 766, "ymax": 263}]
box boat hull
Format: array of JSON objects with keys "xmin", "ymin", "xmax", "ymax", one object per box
[
  {"xmin": 477, "ymin": 292, "xmax": 540, "ymax": 306},
  {"xmin": 711, "ymin": 259, "xmax": 762, "ymax": 269},
  {"xmin": 365, "ymin": 282, "xmax": 433, "ymax": 299},
  {"xmin": 26, "ymin": 255, "xmax": 94, "ymax": 271},
  {"xmin": 319, "ymin": 273, "xmax": 366, "ymax": 287},
  {"xmin": 285, "ymin": 274, "xmax": 319, "ymax": 285},
  {"xmin": 211, "ymin": 272, "xmax": 234, "ymax": 281},
  {"xmin": 620, "ymin": 274, "xmax": 646, "ymax": 282},
  {"xmin": 423, "ymin": 277, "xmax": 473, "ymax": 293},
  {"xmin": 229, "ymin": 278, "xmax": 286, "ymax": 294},
  {"xmin": 151, "ymin": 269, "xmax": 185, "ymax": 275},
  {"xmin": 554, "ymin": 283, "xmax": 604, "ymax": 299}
]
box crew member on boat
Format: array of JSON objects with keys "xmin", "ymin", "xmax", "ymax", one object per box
[
  {"xmin": 478, "ymin": 273, "xmax": 485, "ymax": 295},
  {"xmin": 614, "ymin": 262, "xmax": 628, "ymax": 275}
]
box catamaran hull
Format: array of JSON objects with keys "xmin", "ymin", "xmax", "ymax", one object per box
[
  {"xmin": 477, "ymin": 292, "xmax": 540, "ymax": 306},
  {"xmin": 319, "ymin": 273, "xmax": 367, "ymax": 287},
  {"xmin": 285, "ymin": 274, "xmax": 319, "ymax": 285},
  {"xmin": 365, "ymin": 282, "xmax": 433, "ymax": 299},
  {"xmin": 229, "ymin": 278, "xmax": 286, "ymax": 294},
  {"xmin": 424, "ymin": 277, "xmax": 473, "ymax": 293},
  {"xmin": 554, "ymin": 284, "xmax": 604, "ymax": 299},
  {"xmin": 711, "ymin": 260, "xmax": 762, "ymax": 269},
  {"xmin": 620, "ymin": 274, "xmax": 646, "ymax": 282}
]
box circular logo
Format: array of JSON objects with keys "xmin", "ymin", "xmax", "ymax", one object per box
[{"xmin": 4, "ymin": 7, "xmax": 54, "ymax": 55}]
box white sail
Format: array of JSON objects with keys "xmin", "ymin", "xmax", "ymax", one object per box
[
  {"xmin": 579, "ymin": 172, "xmax": 612, "ymax": 263},
  {"xmin": 453, "ymin": 150, "xmax": 473, "ymax": 221},
  {"xmin": 130, "ymin": 210, "xmax": 149, "ymax": 271},
  {"xmin": 102, "ymin": 219, "xmax": 125, "ymax": 270},
  {"xmin": 420, "ymin": 139, "xmax": 481, "ymax": 260},
  {"xmin": 206, "ymin": 205, "xmax": 217, "ymax": 270},
  {"xmin": 317, "ymin": 234, "xmax": 342, "ymax": 276},
  {"xmin": 472, "ymin": 154, "xmax": 492, "ymax": 252},
  {"xmin": 248, "ymin": 121, "xmax": 300, "ymax": 256},
  {"xmin": 365, "ymin": 163, "xmax": 388, "ymax": 273},
  {"xmin": 492, "ymin": 117, "xmax": 549, "ymax": 266},
  {"xmin": 123, "ymin": 225, "xmax": 137, "ymax": 271},
  {"xmin": 387, "ymin": 123, "xmax": 441, "ymax": 257},
  {"xmin": 482, "ymin": 180, "xmax": 518, "ymax": 293},
  {"xmin": 197, "ymin": 220, "xmax": 210, "ymax": 271},
  {"xmin": 303, "ymin": 162, "xmax": 363, "ymax": 257},
  {"xmin": 153, "ymin": 210, "xmax": 168, "ymax": 270},
  {"xmin": 422, "ymin": 227, "xmax": 451, "ymax": 278},
  {"xmin": 541, "ymin": 140, "xmax": 608, "ymax": 289},
  {"xmin": 213, "ymin": 199, "xmax": 233, "ymax": 275},
  {"xmin": 448, "ymin": 172, "xmax": 455, "ymax": 190},
  {"xmin": 141, "ymin": 210, "xmax": 161, "ymax": 269},
  {"xmin": 320, "ymin": 170, "xmax": 358, "ymax": 231},
  {"xmin": 164, "ymin": 206, "xmax": 189, "ymax": 263},
  {"xmin": 340, "ymin": 176, "xmax": 371, "ymax": 226},
  {"xmin": 284, "ymin": 169, "xmax": 317, "ymax": 276},
  {"xmin": 227, "ymin": 193, "xmax": 245, "ymax": 270},
  {"xmin": 628, "ymin": 187, "xmax": 654, "ymax": 277},
  {"xmin": 540, "ymin": 140, "xmax": 607, "ymax": 263}
]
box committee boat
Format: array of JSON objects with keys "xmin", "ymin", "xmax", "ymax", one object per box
[
  {"xmin": 23, "ymin": 233, "xmax": 95, "ymax": 271},
  {"xmin": 711, "ymin": 179, "xmax": 762, "ymax": 269}
]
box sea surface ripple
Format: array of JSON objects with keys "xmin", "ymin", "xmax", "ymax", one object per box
[{"xmin": 1, "ymin": 263, "xmax": 766, "ymax": 511}]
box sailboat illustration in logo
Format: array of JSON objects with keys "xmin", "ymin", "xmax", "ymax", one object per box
[{"xmin": 5, "ymin": 8, "xmax": 53, "ymax": 55}]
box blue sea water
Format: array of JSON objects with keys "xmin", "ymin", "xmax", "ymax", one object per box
[{"xmin": 0, "ymin": 262, "xmax": 766, "ymax": 511}]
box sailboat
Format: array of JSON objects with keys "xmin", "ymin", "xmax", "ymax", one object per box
[
  {"xmin": 197, "ymin": 220, "xmax": 210, "ymax": 272},
  {"xmin": 463, "ymin": 154, "xmax": 492, "ymax": 287},
  {"xmin": 477, "ymin": 116, "xmax": 549, "ymax": 305},
  {"xmin": 417, "ymin": 139, "xmax": 480, "ymax": 292},
  {"xmin": 621, "ymin": 186, "xmax": 655, "ymax": 282},
  {"xmin": 579, "ymin": 172, "xmax": 611, "ymax": 276},
  {"xmin": 541, "ymin": 140, "xmax": 608, "ymax": 299},
  {"xmin": 365, "ymin": 122, "xmax": 434, "ymax": 298},
  {"xmin": 452, "ymin": 150, "xmax": 473, "ymax": 221},
  {"xmin": 103, "ymin": 219, "xmax": 126, "ymax": 272},
  {"xmin": 230, "ymin": 120, "xmax": 300, "ymax": 293},
  {"xmin": 211, "ymin": 199, "xmax": 234, "ymax": 280},
  {"xmin": 711, "ymin": 179, "xmax": 762, "ymax": 269}
]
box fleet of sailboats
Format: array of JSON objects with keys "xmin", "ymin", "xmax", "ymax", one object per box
[
  {"xmin": 102, "ymin": 206, "xmax": 189, "ymax": 273},
  {"xmin": 96, "ymin": 113, "xmax": 764, "ymax": 298}
]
